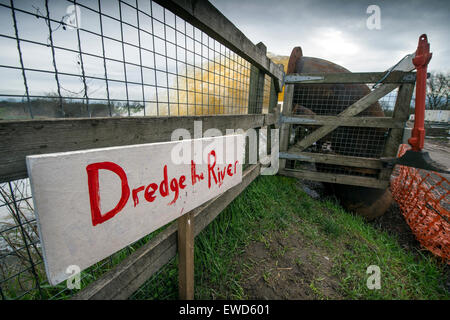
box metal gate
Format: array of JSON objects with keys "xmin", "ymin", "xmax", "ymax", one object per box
[{"xmin": 279, "ymin": 71, "xmax": 416, "ymax": 189}]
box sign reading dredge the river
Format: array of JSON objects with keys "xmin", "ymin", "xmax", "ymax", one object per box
[{"xmin": 26, "ymin": 135, "xmax": 244, "ymax": 285}]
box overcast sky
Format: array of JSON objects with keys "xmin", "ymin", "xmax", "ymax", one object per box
[
  {"xmin": 0, "ymin": 0, "xmax": 448, "ymax": 101},
  {"xmin": 210, "ymin": 0, "xmax": 450, "ymax": 73}
]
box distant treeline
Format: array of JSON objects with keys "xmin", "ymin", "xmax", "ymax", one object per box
[{"xmin": 0, "ymin": 98, "xmax": 144, "ymax": 120}]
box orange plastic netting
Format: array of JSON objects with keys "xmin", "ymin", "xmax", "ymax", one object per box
[{"xmin": 390, "ymin": 144, "xmax": 450, "ymax": 262}]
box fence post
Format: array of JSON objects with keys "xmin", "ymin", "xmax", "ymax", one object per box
[
  {"xmin": 248, "ymin": 65, "xmax": 260, "ymax": 114},
  {"xmin": 266, "ymin": 78, "xmax": 279, "ymax": 157},
  {"xmin": 248, "ymin": 42, "xmax": 267, "ymax": 115},
  {"xmin": 269, "ymin": 77, "xmax": 278, "ymax": 114},
  {"xmin": 247, "ymin": 65, "xmax": 266, "ymax": 166},
  {"xmin": 279, "ymin": 84, "xmax": 294, "ymax": 171},
  {"xmin": 379, "ymin": 83, "xmax": 415, "ymax": 180},
  {"xmin": 178, "ymin": 211, "xmax": 195, "ymax": 299}
]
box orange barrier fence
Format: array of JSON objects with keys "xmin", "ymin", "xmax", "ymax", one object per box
[{"xmin": 391, "ymin": 144, "xmax": 450, "ymax": 262}]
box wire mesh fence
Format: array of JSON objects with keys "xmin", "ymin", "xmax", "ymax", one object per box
[
  {"xmin": 287, "ymin": 83, "xmax": 400, "ymax": 177},
  {"xmin": 0, "ymin": 0, "xmax": 278, "ymax": 299}
]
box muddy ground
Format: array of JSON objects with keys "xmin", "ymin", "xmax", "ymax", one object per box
[
  {"xmin": 235, "ymin": 223, "xmax": 342, "ymax": 300},
  {"xmin": 231, "ymin": 176, "xmax": 449, "ymax": 299}
]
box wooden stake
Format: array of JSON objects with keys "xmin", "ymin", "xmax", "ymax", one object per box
[{"xmin": 178, "ymin": 211, "xmax": 194, "ymax": 300}]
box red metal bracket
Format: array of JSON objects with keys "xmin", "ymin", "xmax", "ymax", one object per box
[{"xmin": 408, "ymin": 34, "xmax": 432, "ymax": 151}]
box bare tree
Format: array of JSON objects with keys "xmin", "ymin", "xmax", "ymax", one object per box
[{"xmin": 426, "ymin": 72, "xmax": 449, "ymax": 110}]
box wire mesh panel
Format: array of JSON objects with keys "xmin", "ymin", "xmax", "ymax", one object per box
[
  {"xmin": 288, "ymin": 82, "xmax": 400, "ymax": 178},
  {"xmin": 292, "ymin": 83, "xmax": 397, "ymax": 116},
  {"xmin": 0, "ymin": 0, "xmax": 275, "ymax": 300},
  {"xmin": 261, "ymin": 74, "xmax": 271, "ymax": 114},
  {"xmin": 0, "ymin": 0, "xmax": 265, "ymax": 120}
]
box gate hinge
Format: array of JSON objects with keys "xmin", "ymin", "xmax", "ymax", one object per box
[{"xmin": 284, "ymin": 75, "xmax": 324, "ymax": 83}]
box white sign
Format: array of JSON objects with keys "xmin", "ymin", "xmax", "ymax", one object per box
[{"xmin": 26, "ymin": 135, "xmax": 244, "ymax": 285}]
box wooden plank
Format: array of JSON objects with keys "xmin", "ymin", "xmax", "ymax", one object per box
[
  {"xmin": 382, "ymin": 84, "xmax": 415, "ymax": 156},
  {"xmin": 280, "ymin": 169, "xmax": 389, "ymax": 189},
  {"xmin": 0, "ymin": 114, "xmax": 273, "ymax": 183},
  {"xmin": 72, "ymin": 163, "xmax": 261, "ymax": 300},
  {"xmin": 247, "ymin": 61, "xmax": 264, "ymax": 166},
  {"xmin": 295, "ymin": 83, "xmax": 398, "ymax": 151},
  {"xmin": 248, "ymin": 65, "xmax": 260, "ymax": 113},
  {"xmin": 379, "ymin": 83, "xmax": 415, "ymax": 180},
  {"xmin": 285, "ymin": 71, "xmax": 416, "ymax": 84},
  {"xmin": 282, "ymin": 115, "xmax": 404, "ymax": 128},
  {"xmin": 279, "ymin": 84, "xmax": 294, "ymax": 170},
  {"xmin": 178, "ymin": 211, "xmax": 195, "ymax": 300},
  {"xmin": 283, "ymin": 148, "xmax": 383, "ymax": 169},
  {"xmin": 266, "ymin": 105, "xmax": 281, "ymax": 162},
  {"xmin": 153, "ymin": 0, "xmax": 284, "ymax": 90},
  {"xmin": 268, "ymin": 78, "xmax": 278, "ymax": 114}
]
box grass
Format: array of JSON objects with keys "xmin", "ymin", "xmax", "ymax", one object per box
[
  {"xmin": 130, "ymin": 175, "xmax": 449, "ymax": 300},
  {"xmin": 3, "ymin": 175, "xmax": 447, "ymax": 300},
  {"xmin": 1, "ymin": 206, "xmax": 170, "ymax": 300}
]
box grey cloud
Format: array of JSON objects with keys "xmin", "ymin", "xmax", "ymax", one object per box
[{"xmin": 211, "ymin": 0, "xmax": 450, "ymax": 72}]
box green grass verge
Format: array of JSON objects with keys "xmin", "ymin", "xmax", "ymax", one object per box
[{"xmin": 130, "ymin": 175, "xmax": 449, "ymax": 300}]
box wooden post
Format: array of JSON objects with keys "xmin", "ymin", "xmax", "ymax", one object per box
[
  {"xmin": 248, "ymin": 65, "xmax": 260, "ymax": 114},
  {"xmin": 247, "ymin": 59, "xmax": 267, "ymax": 167},
  {"xmin": 178, "ymin": 211, "xmax": 194, "ymax": 300},
  {"xmin": 268, "ymin": 77, "xmax": 278, "ymax": 115},
  {"xmin": 279, "ymin": 84, "xmax": 294, "ymax": 170},
  {"xmin": 379, "ymin": 83, "xmax": 415, "ymax": 180},
  {"xmin": 264, "ymin": 77, "xmax": 277, "ymax": 159}
]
